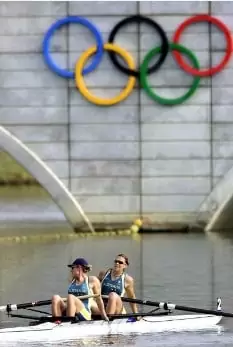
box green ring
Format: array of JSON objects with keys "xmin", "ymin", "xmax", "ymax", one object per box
[{"xmin": 140, "ymin": 43, "xmax": 201, "ymax": 106}]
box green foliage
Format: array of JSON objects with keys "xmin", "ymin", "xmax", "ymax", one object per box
[{"xmin": 0, "ymin": 151, "xmax": 36, "ymax": 183}]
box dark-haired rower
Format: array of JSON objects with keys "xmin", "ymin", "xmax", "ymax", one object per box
[{"xmin": 91, "ymin": 254, "xmax": 138, "ymax": 315}]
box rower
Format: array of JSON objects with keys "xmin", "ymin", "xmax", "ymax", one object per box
[
  {"xmin": 51, "ymin": 258, "xmax": 108, "ymax": 321},
  {"xmin": 91, "ymin": 254, "xmax": 138, "ymax": 315}
]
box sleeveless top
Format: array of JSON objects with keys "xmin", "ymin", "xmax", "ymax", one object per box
[
  {"xmin": 101, "ymin": 269, "xmax": 126, "ymax": 297},
  {"xmin": 67, "ymin": 276, "xmax": 91, "ymax": 312}
]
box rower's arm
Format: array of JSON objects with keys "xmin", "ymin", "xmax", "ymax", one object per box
[
  {"xmin": 125, "ymin": 277, "xmax": 138, "ymax": 314},
  {"xmin": 92, "ymin": 277, "xmax": 108, "ymax": 320}
]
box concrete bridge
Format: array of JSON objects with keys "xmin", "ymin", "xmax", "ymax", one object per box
[
  {"xmin": 0, "ymin": 126, "xmax": 95, "ymax": 232},
  {"xmin": 1, "ymin": 1, "xmax": 233, "ymax": 231}
]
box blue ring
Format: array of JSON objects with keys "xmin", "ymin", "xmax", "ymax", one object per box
[{"xmin": 42, "ymin": 16, "xmax": 104, "ymax": 79}]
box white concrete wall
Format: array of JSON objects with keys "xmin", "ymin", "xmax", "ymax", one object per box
[{"xmin": 1, "ymin": 1, "xmax": 233, "ymax": 225}]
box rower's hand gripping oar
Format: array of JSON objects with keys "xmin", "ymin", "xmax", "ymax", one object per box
[
  {"xmin": 0, "ymin": 294, "xmax": 100, "ymax": 313},
  {"xmin": 104, "ymin": 296, "xmax": 232, "ymax": 318}
]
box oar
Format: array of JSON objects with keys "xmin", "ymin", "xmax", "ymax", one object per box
[
  {"xmin": 0, "ymin": 294, "xmax": 99, "ymax": 313},
  {"xmin": 106, "ymin": 296, "xmax": 232, "ymax": 318}
]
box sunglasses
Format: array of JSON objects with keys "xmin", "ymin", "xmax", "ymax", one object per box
[
  {"xmin": 71, "ymin": 265, "xmax": 80, "ymax": 270},
  {"xmin": 114, "ymin": 260, "xmax": 125, "ymax": 265}
]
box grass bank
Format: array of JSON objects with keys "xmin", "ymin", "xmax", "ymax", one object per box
[{"xmin": 0, "ymin": 151, "xmax": 38, "ymax": 185}]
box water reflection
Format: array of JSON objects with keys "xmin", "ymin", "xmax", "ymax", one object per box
[{"xmin": 1, "ymin": 232, "xmax": 233, "ymax": 310}]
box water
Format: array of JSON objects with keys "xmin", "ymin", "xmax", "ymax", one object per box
[{"xmin": 1, "ymin": 187, "xmax": 233, "ymax": 346}]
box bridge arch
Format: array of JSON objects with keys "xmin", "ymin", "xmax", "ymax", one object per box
[
  {"xmin": 197, "ymin": 166, "xmax": 233, "ymax": 232},
  {"xmin": 0, "ymin": 126, "xmax": 94, "ymax": 232}
]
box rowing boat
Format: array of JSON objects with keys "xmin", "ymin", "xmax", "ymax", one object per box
[
  {"xmin": 0, "ymin": 296, "xmax": 226, "ymax": 343},
  {"xmin": 0, "ymin": 313, "xmax": 222, "ymax": 343}
]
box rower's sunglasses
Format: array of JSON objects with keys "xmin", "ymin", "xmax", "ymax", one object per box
[
  {"xmin": 114, "ymin": 260, "xmax": 125, "ymax": 265},
  {"xmin": 71, "ymin": 265, "xmax": 81, "ymax": 269}
]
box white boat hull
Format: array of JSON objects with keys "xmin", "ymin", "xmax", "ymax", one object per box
[{"xmin": 0, "ymin": 314, "xmax": 222, "ymax": 343}]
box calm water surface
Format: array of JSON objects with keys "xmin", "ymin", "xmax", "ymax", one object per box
[{"xmin": 1, "ymin": 187, "xmax": 233, "ymax": 346}]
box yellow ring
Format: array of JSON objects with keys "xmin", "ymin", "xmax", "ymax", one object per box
[{"xmin": 75, "ymin": 43, "xmax": 136, "ymax": 106}]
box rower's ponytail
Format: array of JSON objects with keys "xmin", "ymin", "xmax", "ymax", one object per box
[{"xmin": 83, "ymin": 264, "xmax": 92, "ymax": 273}]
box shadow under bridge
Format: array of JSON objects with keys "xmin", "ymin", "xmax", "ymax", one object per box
[{"xmin": 0, "ymin": 126, "xmax": 94, "ymax": 233}]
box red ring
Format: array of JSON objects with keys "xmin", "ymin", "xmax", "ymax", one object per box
[{"xmin": 172, "ymin": 14, "xmax": 233, "ymax": 77}]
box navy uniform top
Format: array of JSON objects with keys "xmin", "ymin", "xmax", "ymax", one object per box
[
  {"xmin": 67, "ymin": 276, "xmax": 91, "ymax": 312},
  {"xmin": 101, "ymin": 270, "xmax": 126, "ymax": 297}
]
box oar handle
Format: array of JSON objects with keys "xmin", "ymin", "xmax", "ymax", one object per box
[{"xmin": 61, "ymin": 293, "xmax": 100, "ymax": 302}]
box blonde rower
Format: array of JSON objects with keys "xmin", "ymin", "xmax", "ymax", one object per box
[{"xmin": 51, "ymin": 258, "xmax": 108, "ymax": 321}]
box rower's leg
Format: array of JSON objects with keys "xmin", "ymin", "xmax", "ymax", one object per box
[
  {"xmin": 66, "ymin": 294, "xmax": 91, "ymax": 320},
  {"xmin": 51, "ymin": 295, "xmax": 66, "ymax": 316},
  {"xmin": 91, "ymin": 300, "xmax": 100, "ymax": 315},
  {"xmin": 106, "ymin": 292, "xmax": 123, "ymax": 314}
]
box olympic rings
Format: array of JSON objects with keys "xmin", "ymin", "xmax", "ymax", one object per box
[
  {"xmin": 173, "ymin": 14, "xmax": 233, "ymax": 77},
  {"xmin": 42, "ymin": 14, "xmax": 233, "ymax": 106},
  {"xmin": 140, "ymin": 43, "xmax": 201, "ymax": 105},
  {"xmin": 107, "ymin": 15, "xmax": 169, "ymax": 77},
  {"xmin": 75, "ymin": 43, "xmax": 136, "ymax": 106},
  {"xmin": 42, "ymin": 16, "xmax": 104, "ymax": 78}
]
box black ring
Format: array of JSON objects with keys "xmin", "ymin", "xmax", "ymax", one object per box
[{"xmin": 107, "ymin": 15, "xmax": 169, "ymax": 77}]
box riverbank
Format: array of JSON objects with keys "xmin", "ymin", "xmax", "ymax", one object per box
[{"xmin": 0, "ymin": 221, "xmax": 204, "ymax": 244}]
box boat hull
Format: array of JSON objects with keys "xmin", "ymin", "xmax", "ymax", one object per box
[{"xmin": 0, "ymin": 314, "xmax": 222, "ymax": 343}]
